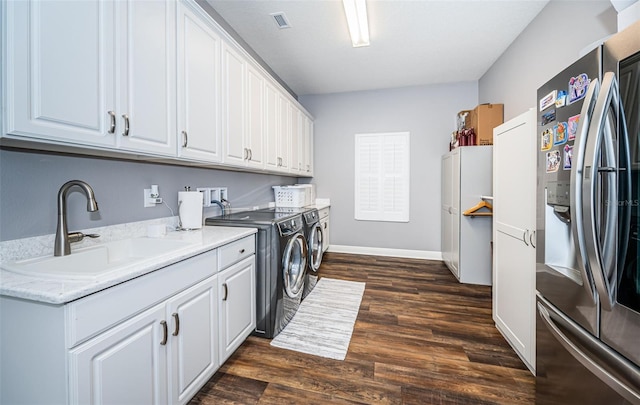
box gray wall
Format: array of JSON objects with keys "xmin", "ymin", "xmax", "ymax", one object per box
[
  {"xmin": 299, "ymin": 82, "xmax": 478, "ymax": 253},
  {"xmin": 479, "ymin": 0, "xmax": 617, "ymax": 121},
  {"xmin": 0, "ymin": 148, "xmax": 292, "ymax": 241}
]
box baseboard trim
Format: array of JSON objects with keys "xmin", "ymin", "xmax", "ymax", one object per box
[{"xmin": 327, "ymin": 245, "xmax": 443, "ymax": 261}]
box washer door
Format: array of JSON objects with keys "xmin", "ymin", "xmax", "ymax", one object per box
[
  {"xmin": 283, "ymin": 233, "xmax": 307, "ymax": 297},
  {"xmin": 309, "ymin": 223, "xmax": 324, "ymax": 272}
]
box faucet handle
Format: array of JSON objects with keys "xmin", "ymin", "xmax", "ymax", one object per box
[{"xmin": 68, "ymin": 232, "xmax": 100, "ymax": 243}]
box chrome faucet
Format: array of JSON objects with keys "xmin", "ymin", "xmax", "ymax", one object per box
[
  {"xmin": 54, "ymin": 180, "xmax": 100, "ymax": 256},
  {"xmin": 211, "ymin": 198, "xmax": 231, "ymax": 216}
]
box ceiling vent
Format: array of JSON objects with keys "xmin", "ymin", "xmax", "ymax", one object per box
[{"xmin": 270, "ymin": 12, "xmax": 291, "ymax": 29}]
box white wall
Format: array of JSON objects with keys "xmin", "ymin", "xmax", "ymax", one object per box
[
  {"xmin": 300, "ymin": 82, "xmax": 478, "ymax": 256},
  {"xmin": 479, "ymin": 0, "xmax": 617, "ymax": 121}
]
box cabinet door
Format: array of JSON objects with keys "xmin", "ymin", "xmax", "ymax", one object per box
[
  {"xmin": 219, "ymin": 256, "xmax": 256, "ymax": 363},
  {"xmin": 320, "ymin": 217, "xmax": 330, "ymax": 253},
  {"xmin": 493, "ymin": 228, "xmax": 535, "ymax": 369},
  {"xmin": 116, "ymin": 0, "xmax": 176, "ymax": 156},
  {"xmin": 302, "ymin": 116, "xmax": 314, "ymax": 176},
  {"xmin": 264, "ymin": 80, "xmax": 281, "ymax": 171},
  {"xmin": 441, "ymin": 154, "xmax": 452, "ymax": 267},
  {"xmin": 69, "ymin": 304, "xmax": 167, "ymax": 405},
  {"xmin": 492, "ymin": 109, "xmax": 536, "ymax": 371},
  {"xmin": 451, "ymin": 150, "xmax": 461, "ymax": 276},
  {"xmin": 4, "ymin": 0, "xmax": 116, "ymax": 146},
  {"xmin": 167, "ymin": 275, "xmax": 218, "ymax": 405},
  {"xmin": 177, "ymin": 0, "xmax": 222, "ymax": 163},
  {"xmin": 278, "ymin": 94, "xmax": 291, "ymax": 171},
  {"xmin": 246, "ymin": 63, "xmax": 265, "ymax": 169},
  {"xmin": 222, "ymin": 43, "xmax": 246, "ymax": 166},
  {"xmin": 290, "ymin": 107, "xmax": 302, "ymax": 174}
]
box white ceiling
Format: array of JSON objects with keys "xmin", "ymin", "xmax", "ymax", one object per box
[{"xmin": 206, "ymin": 0, "xmax": 550, "ymax": 96}]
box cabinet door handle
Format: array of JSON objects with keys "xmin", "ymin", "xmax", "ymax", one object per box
[
  {"xmin": 107, "ymin": 111, "xmax": 116, "ymax": 134},
  {"xmin": 160, "ymin": 320, "xmax": 168, "ymax": 345},
  {"xmin": 243, "ymin": 148, "xmax": 248, "ymax": 160},
  {"xmin": 182, "ymin": 131, "xmax": 188, "ymax": 148},
  {"xmin": 523, "ymin": 229, "xmax": 530, "ymax": 246},
  {"xmin": 324, "ymin": 222, "xmax": 327, "ymax": 229},
  {"xmin": 222, "ymin": 283, "xmax": 228, "ymax": 301},
  {"xmin": 172, "ymin": 313, "xmax": 180, "ymax": 336},
  {"xmin": 122, "ymin": 114, "xmax": 130, "ymax": 136},
  {"xmin": 249, "ymin": 149, "xmax": 252, "ymax": 161}
]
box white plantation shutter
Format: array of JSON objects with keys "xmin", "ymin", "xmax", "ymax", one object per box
[{"xmin": 355, "ymin": 132, "xmax": 410, "ymax": 222}]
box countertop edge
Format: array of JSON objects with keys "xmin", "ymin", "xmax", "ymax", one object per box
[{"xmin": 0, "ymin": 227, "xmax": 257, "ymax": 305}]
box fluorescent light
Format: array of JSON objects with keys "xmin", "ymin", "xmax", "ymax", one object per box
[{"xmin": 342, "ymin": 0, "xmax": 370, "ymax": 47}]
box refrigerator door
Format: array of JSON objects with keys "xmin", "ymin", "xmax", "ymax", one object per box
[
  {"xmin": 536, "ymin": 48, "xmax": 601, "ymax": 336},
  {"xmin": 536, "ymin": 294, "xmax": 640, "ymax": 405},
  {"xmin": 599, "ymin": 21, "xmax": 640, "ymax": 368}
]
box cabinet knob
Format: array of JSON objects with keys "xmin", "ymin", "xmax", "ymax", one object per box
[{"xmin": 239, "ymin": 248, "xmax": 245, "ymax": 254}]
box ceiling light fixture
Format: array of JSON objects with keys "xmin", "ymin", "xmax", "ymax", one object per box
[{"xmin": 342, "ymin": 0, "xmax": 369, "ymax": 47}]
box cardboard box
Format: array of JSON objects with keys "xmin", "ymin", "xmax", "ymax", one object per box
[{"xmin": 468, "ymin": 104, "xmax": 504, "ymax": 145}]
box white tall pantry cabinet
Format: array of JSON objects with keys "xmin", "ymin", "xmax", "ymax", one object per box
[
  {"xmin": 492, "ymin": 109, "xmax": 536, "ymax": 374},
  {"xmin": 441, "ymin": 146, "xmax": 493, "ymax": 286}
]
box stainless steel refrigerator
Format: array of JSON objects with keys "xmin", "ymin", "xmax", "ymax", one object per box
[{"xmin": 536, "ymin": 21, "xmax": 640, "ymax": 404}]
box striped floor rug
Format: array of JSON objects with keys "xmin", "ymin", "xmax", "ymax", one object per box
[{"xmin": 270, "ymin": 278, "xmax": 366, "ymax": 360}]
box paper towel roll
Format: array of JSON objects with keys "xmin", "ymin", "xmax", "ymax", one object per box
[{"xmin": 178, "ymin": 191, "xmax": 203, "ymax": 230}]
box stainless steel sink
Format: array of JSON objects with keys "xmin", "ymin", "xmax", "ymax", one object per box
[{"xmin": 1, "ymin": 237, "xmax": 193, "ymax": 280}]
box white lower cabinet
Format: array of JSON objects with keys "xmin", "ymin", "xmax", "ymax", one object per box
[
  {"xmin": 318, "ymin": 206, "xmax": 330, "ymax": 253},
  {"xmin": 70, "ymin": 266, "xmax": 220, "ymax": 405},
  {"xmin": 167, "ymin": 277, "xmax": 219, "ymax": 405},
  {"xmin": 70, "ymin": 303, "xmax": 169, "ymax": 405},
  {"xmin": 0, "ymin": 235, "xmax": 256, "ymax": 405},
  {"xmin": 218, "ymin": 256, "xmax": 256, "ymax": 363}
]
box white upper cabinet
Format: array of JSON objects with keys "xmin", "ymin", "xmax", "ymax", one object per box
[
  {"xmin": 2, "ymin": 0, "xmax": 313, "ymax": 176},
  {"xmin": 176, "ymin": 0, "xmax": 222, "ymax": 163},
  {"xmin": 290, "ymin": 106, "xmax": 302, "ymax": 174},
  {"xmin": 3, "ymin": 0, "xmax": 176, "ymax": 156},
  {"xmin": 302, "ymin": 115, "xmax": 314, "ymax": 176},
  {"xmin": 221, "ymin": 42, "xmax": 246, "ymax": 166},
  {"xmin": 116, "ymin": 0, "xmax": 176, "ymax": 156},
  {"xmin": 221, "ymin": 45, "xmax": 265, "ymax": 170},
  {"xmin": 245, "ymin": 63, "xmax": 265, "ymax": 169},
  {"xmin": 4, "ymin": 0, "xmax": 117, "ymax": 147},
  {"xmin": 264, "ymin": 80, "xmax": 280, "ymax": 171},
  {"xmin": 278, "ymin": 93, "xmax": 292, "ymax": 172}
]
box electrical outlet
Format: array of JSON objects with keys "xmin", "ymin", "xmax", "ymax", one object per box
[{"xmin": 144, "ymin": 189, "xmax": 163, "ymax": 207}]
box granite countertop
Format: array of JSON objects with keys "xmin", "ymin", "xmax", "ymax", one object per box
[{"xmin": 0, "ymin": 219, "xmax": 256, "ymax": 305}]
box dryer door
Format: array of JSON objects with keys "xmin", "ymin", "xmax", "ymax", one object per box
[
  {"xmin": 309, "ymin": 223, "xmax": 324, "ymax": 272},
  {"xmin": 283, "ymin": 233, "xmax": 308, "ymax": 297}
]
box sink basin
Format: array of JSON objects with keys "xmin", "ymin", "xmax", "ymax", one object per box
[{"xmin": 1, "ymin": 237, "xmax": 193, "ymax": 280}]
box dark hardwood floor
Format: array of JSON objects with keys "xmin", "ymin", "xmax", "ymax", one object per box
[{"xmin": 189, "ymin": 252, "xmax": 534, "ymax": 404}]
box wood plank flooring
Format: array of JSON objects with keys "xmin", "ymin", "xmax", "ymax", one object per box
[{"xmin": 189, "ymin": 253, "xmax": 534, "ymax": 404}]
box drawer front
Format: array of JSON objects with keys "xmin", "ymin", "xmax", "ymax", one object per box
[
  {"xmin": 318, "ymin": 207, "xmax": 330, "ymax": 220},
  {"xmin": 66, "ymin": 249, "xmax": 217, "ymax": 348},
  {"xmin": 219, "ymin": 235, "xmax": 255, "ymax": 270}
]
